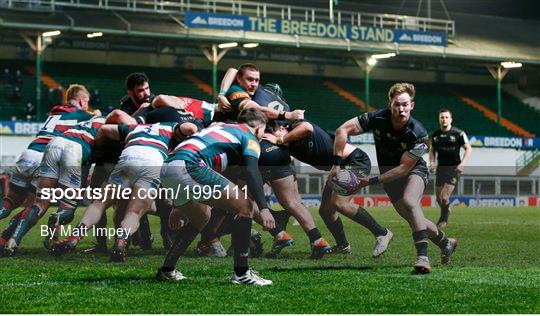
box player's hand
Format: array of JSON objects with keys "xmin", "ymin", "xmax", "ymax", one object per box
[
  {"xmin": 285, "ymin": 109, "xmax": 305, "ymax": 120},
  {"xmin": 456, "ymin": 164, "xmax": 464, "ymax": 173},
  {"xmin": 93, "ymin": 109, "xmax": 102, "ymax": 117},
  {"xmin": 140, "ymin": 102, "xmax": 151, "ymax": 108},
  {"xmin": 429, "ymin": 164, "xmax": 436, "ymax": 174},
  {"xmin": 168, "ymin": 207, "xmax": 185, "ymax": 231},
  {"xmin": 262, "ymin": 133, "xmax": 277, "ymax": 144},
  {"xmin": 217, "ymin": 95, "xmax": 232, "ymax": 112},
  {"xmin": 358, "ymin": 176, "xmax": 370, "ymax": 188},
  {"xmin": 259, "ymin": 208, "xmax": 275, "ymax": 230},
  {"xmin": 329, "ymin": 165, "xmax": 340, "ymax": 179}
]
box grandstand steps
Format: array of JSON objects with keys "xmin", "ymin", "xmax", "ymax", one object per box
[
  {"xmin": 458, "ymin": 95, "xmax": 535, "ymax": 138},
  {"xmin": 322, "ymin": 81, "xmax": 377, "ymax": 112},
  {"xmin": 503, "ymin": 84, "xmax": 540, "ymax": 112},
  {"xmin": 183, "ymin": 74, "xmax": 213, "ymax": 97},
  {"xmin": 516, "ymin": 150, "xmax": 540, "ymax": 176},
  {"xmin": 24, "ymin": 65, "xmax": 65, "ymax": 92}
]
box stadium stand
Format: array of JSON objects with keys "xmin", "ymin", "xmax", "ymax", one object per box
[{"xmin": 1, "ymin": 60, "xmax": 539, "ymax": 136}]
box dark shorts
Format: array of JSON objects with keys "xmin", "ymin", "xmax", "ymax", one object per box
[
  {"xmin": 258, "ymin": 141, "xmax": 296, "ymax": 183},
  {"xmin": 343, "ymin": 148, "xmax": 371, "ymax": 177},
  {"xmin": 383, "ymin": 166, "xmax": 429, "ymax": 203},
  {"xmin": 435, "ymin": 166, "xmax": 460, "ymax": 187}
]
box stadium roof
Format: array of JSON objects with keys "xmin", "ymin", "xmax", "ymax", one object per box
[{"xmin": 0, "ymin": 1, "xmax": 539, "ymax": 65}]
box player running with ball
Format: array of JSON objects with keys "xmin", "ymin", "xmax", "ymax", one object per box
[{"xmin": 332, "ymin": 83, "xmax": 458, "ymax": 274}]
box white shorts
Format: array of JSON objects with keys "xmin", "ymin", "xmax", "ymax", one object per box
[
  {"xmin": 160, "ymin": 159, "xmax": 229, "ymax": 207},
  {"xmin": 39, "ymin": 137, "xmax": 83, "ymax": 189},
  {"xmin": 10, "ymin": 149, "xmax": 43, "ymax": 188},
  {"xmin": 108, "ymin": 146, "xmax": 163, "ymax": 191}
]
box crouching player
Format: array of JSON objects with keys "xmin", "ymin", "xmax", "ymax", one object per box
[
  {"xmin": 156, "ymin": 108, "xmax": 275, "ymax": 286},
  {"xmin": 51, "ymin": 120, "xmax": 199, "ymax": 261}
]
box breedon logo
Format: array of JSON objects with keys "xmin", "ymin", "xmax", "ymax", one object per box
[
  {"xmin": 191, "ymin": 16, "xmax": 207, "ymax": 25},
  {"xmin": 399, "ymin": 33, "xmax": 412, "ymax": 41}
]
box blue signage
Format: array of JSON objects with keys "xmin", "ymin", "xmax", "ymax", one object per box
[{"xmin": 184, "ymin": 11, "xmax": 448, "ymax": 46}]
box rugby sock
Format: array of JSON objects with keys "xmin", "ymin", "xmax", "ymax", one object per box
[
  {"xmin": 232, "ymin": 215, "xmax": 252, "ymax": 276},
  {"xmin": 0, "ymin": 197, "xmax": 14, "ymax": 220},
  {"xmin": 57, "ymin": 198, "xmax": 77, "ymax": 225},
  {"xmin": 322, "ymin": 216, "xmax": 349, "ymax": 247},
  {"xmin": 269, "ymin": 209, "xmax": 290, "ymax": 233},
  {"xmin": 429, "ymin": 229, "xmax": 450, "ymax": 249},
  {"xmin": 161, "ymin": 223, "xmax": 199, "ymax": 272},
  {"xmin": 216, "ymin": 213, "xmax": 234, "ymax": 238},
  {"xmin": 412, "ymin": 230, "xmax": 429, "ymax": 257},
  {"xmin": 351, "ymin": 207, "xmax": 387, "ymax": 237},
  {"xmin": 138, "ymin": 214, "xmax": 153, "ymax": 250},
  {"xmin": 439, "ymin": 204, "xmax": 450, "ymax": 222},
  {"xmin": 307, "ymin": 228, "xmax": 323, "ymax": 245},
  {"xmin": 95, "ymin": 213, "xmax": 108, "ymax": 249},
  {"xmin": 200, "ymin": 208, "xmax": 226, "ymax": 242},
  {"xmin": 1, "ymin": 210, "xmax": 23, "ymax": 240},
  {"xmin": 12, "ymin": 205, "xmax": 43, "ymax": 244}
]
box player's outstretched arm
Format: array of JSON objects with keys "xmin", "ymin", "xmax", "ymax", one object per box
[
  {"xmin": 281, "ymin": 121, "xmax": 313, "ymax": 144},
  {"xmin": 334, "ymin": 117, "xmax": 364, "ymax": 167},
  {"xmin": 152, "ymin": 95, "xmax": 187, "ymax": 109},
  {"xmin": 242, "ymin": 99, "xmax": 304, "ymax": 120}
]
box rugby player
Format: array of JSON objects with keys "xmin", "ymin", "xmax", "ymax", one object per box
[
  {"xmin": 429, "ymin": 108, "xmax": 472, "ymax": 229},
  {"xmin": 0, "ymin": 85, "xmax": 102, "ymax": 255},
  {"xmin": 264, "ymin": 119, "xmax": 393, "ymax": 257},
  {"xmin": 155, "ymin": 108, "xmax": 275, "ymax": 286},
  {"xmin": 51, "ymin": 119, "xmax": 200, "ymax": 261},
  {"xmin": 332, "ymin": 82, "xmax": 458, "ymax": 274}
]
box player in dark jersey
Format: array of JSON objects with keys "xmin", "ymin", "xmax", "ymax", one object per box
[
  {"xmin": 264, "ymin": 120, "xmax": 393, "ymax": 258},
  {"xmin": 119, "ymin": 72, "xmax": 155, "ymax": 115},
  {"xmin": 194, "ymin": 84, "xmax": 333, "ymax": 259},
  {"xmin": 213, "ymin": 64, "xmax": 304, "ymax": 123},
  {"xmin": 429, "ymin": 108, "xmax": 472, "ymax": 229},
  {"xmin": 333, "ymin": 83, "xmax": 458, "ymax": 274}
]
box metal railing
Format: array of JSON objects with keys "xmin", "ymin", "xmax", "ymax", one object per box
[
  {"xmin": 516, "ymin": 149, "xmax": 540, "ymax": 175},
  {"xmin": 1, "ymin": 0, "xmax": 455, "ymax": 36}
]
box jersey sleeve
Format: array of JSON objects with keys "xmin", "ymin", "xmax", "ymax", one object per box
[
  {"xmin": 241, "ymin": 134, "xmax": 261, "ymax": 159},
  {"xmin": 76, "ymin": 110, "xmax": 93, "ymax": 122},
  {"xmin": 459, "ymin": 130, "xmax": 469, "ymax": 146},
  {"xmin": 355, "ymin": 111, "xmax": 375, "ymax": 132},
  {"xmin": 226, "ymin": 85, "xmax": 251, "ymax": 110},
  {"xmin": 117, "ymin": 124, "xmax": 134, "ymax": 141}
]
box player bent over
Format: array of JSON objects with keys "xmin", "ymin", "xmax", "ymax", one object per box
[
  {"xmin": 2, "ymin": 113, "xmax": 104, "ymax": 256},
  {"xmin": 156, "ymin": 108, "xmax": 275, "ymax": 286},
  {"xmin": 332, "ymin": 83, "xmax": 458, "ymax": 274},
  {"xmin": 51, "ymin": 120, "xmax": 198, "ymax": 261},
  {"xmin": 264, "ymin": 120, "xmax": 392, "ymax": 257}
]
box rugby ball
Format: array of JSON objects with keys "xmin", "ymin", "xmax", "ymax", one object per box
[{"xmin": 329, "ymin": 169, "xmax": 360, "ymax": 196}]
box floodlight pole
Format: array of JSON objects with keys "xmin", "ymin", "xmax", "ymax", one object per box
[
  {"xmin": 21, "ymin": 33, "xmax": 49, "ymax": 120},
  {"xmin": 203, "ymin": 44, "xmax": 230, "ymax": 102},
  {"xmin": 487, "ymin": 66, "xmax": 509, "ymax": 134},
  {"xmin": 354, "ymin": 57, "xmax": 374, "ymax": 110}
]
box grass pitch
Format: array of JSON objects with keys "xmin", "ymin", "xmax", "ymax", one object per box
[{"xmin": 0, "ymin": 207, "xmax": 538, "ymax": 313}]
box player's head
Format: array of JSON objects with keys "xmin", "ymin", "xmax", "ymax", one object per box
[
  {"xmin": 438, "ymin": 108, "xmax": 453, "ymax": 129},
  {"xmin": 238, "ymin": 108, "xmax": 267, "ymax": 140},
  {"xmin": 126, "ymin": 72, "xmax": 151, "ymax": 106},
  {"xmin": 236, "ymin": 63, "xmax": 260, "ymax": 96},
  {"xmin": 65, "ymin": 84, "xmax": 90, "ymax": 111},
  {"xmin": 388, "ymin": 82, "xmax": 415, "ymax": 125}
]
